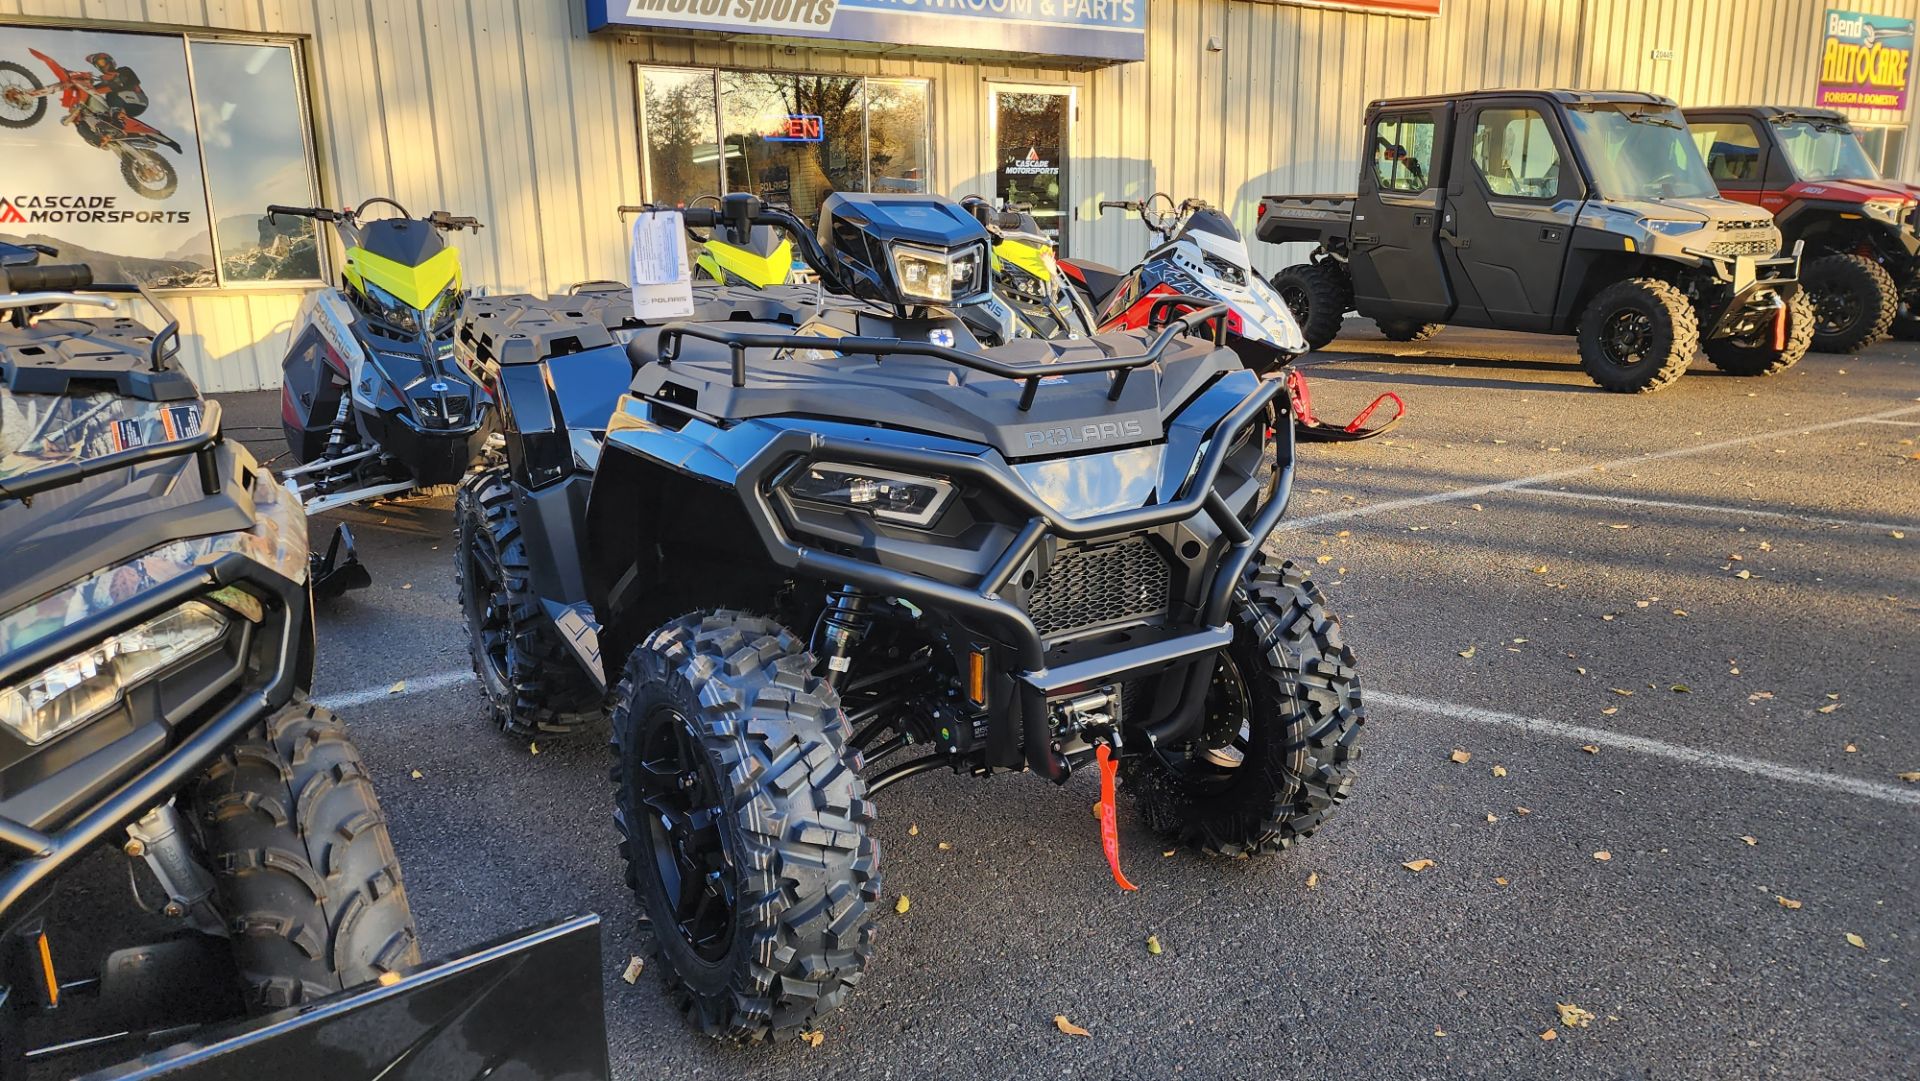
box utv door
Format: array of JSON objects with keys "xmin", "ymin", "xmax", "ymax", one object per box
[
  {"xmin": 1442, "ymin": 99, "xmax": 1580, "ymax": 332},
  {"xmin": 1348, "ymin": 105, "xmax": 1454, "ymax": 324}
]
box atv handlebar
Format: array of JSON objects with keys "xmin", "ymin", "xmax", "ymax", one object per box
[
  {"xmin": 0, "ymin": 263, "xmax": 94, "ymax": 294},
  {"xmin": 266, "ymin": 204, "xmax": 342, "ymax": 223},
  {"xmin": 266, "ymin": 201, "xmax": 480, "ymax": 231},
  {"xmin": 428, "ymin": 210, "xmax": 484, "ymax": 232}
]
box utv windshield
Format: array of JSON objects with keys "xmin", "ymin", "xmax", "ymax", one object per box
[
  {"xmin": 1774, "ymin": 120, "xmax": 1880, "ymax": 182},
  {"xmin": 1564, "ymin": 104, "xmax": 1719, "ymax": 201},
  {"xmin": 0, "ymin": 385, "xmax": 203, "ymax": 491}
]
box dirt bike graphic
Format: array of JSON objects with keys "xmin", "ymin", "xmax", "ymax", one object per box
[{"xmin": 0, "ymin": 49, "xmax": 183, "ymax": 200}]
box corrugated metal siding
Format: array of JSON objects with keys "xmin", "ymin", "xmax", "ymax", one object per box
[{"xmin": 3, "ymin": 0, "xmax": 1917, "ymax": 390}]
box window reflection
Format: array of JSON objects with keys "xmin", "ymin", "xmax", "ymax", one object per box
[
  {"xmin": 868, "ymin": 78, "xmax": 929, "ymax": 193},
  {"xmin": 641, "ymin": 68, "xmax": 720, "ymax": 208},
  {"xmin": 719, "ymin": 72, "xmax": 863, "ymax": 221}
]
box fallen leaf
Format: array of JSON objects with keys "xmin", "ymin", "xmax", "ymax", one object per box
[
  {"xmin": 908, "ymin": 823, "xmax": 919, "ymax": 836},
  {"xmin": 1532, "ymin": 565, "xmax": 1549, "ymax": 574},
  {"xmin": 1162, "ymin": 848, "xmax": 1176, "ymax": 857},
  {"xmin": 1581, "ymin": 744, "xmax": 1601, "ymax": 755},
  {"xmin": 1601, "ymin": 707, "xmax": 1618, "ymax": 716},
  {"xmin": 1054, "ymin": 1015, "xmax": 1091, "ymax": 1038},
  {"xmin": 1449, "ymin": 749, "xmax": 1473, "ymax": 764},
  {"xmin": 401, "ymin": 583, "xmax": 413, "ymax": 590},
  {"xmin": 1728, "ymin": 553, "xmax": 1743, "ymax": 562},
  {"xmin": 895, "ymin": 895, "xmax": 911, "ymax": 915},
  {"xmin": 1818, "ymin": 703, "xmax": 1842, "ymax": 714},
  {"xmin": 1741, "ymin": 836, "xmax": 1758, "ymax": 846},
  {"xmin": 1671, "ymin": 684, "xmax": 1689, "ymax": 693},
  {"xmin": 1316, "ymin": 555, "xmax": 1334, "ymax": 564},
  {"xmin": 1749, "ymin": 692, "xmax": 1775, "ymax": 702},
  {"xmin": 1844, "ymin": 743, "xmax": 1858, "ymax": 753},
  {"xmin": 1540, "ymin": 1027, "xmax": 1558, "ymax": 1042},
  {"xmin": 1306, "ymin": 871, "xmax": 1319, "ymax": 889},
  {"xmin": 1893, "ymin": 531, "xmax": 1906, "ymax": 540},
  {"xmin": 1146, "ymin": 934, "xmax": 1163, "ymax": 956},
  {"xmin": 1593, "ymin": 851, "xmax": 1612, "ymax": 862},
  {"xmin": 1492, "ymin": 764, "xmax": 1508, "ymax": 777},
  {"xmin": 801, "ymin": 1030, "xmax": 825, "ymax": 1048},
  {"xmin": 1512, "ymin": 637, "xmax": 1529, "ymax": 644},
  {"xmin": 1899, "ymin": 772, "xmax": 1920, "ymax": 783},
  {"xmin": 1601, "ymin": 614, "xmax": 1615, "ymax": 621},
  {"xmin": 1434, "ymin": 1028, "xmax": 1448, "ymax": 1037},
  {"xmin": 1486, "ymin": 813, "xmax": 1499, "ymax": 823},
  {"xmin": 1734, "ymin": 569, "xmax": 1753, "ymax": 580},
  {"xmin": 621, "ymin": 956, "xmax": 645, "ymax": 983},
  {"xmin": 1337, "ymin": 530, "xmax": 1351, "ymax": 537},
  {"xmin": 388, "ymin": 680, "xmax": 407, "ymax": 695},
  {"xmin": 937, "ymin": 841, "xmax": 953, "ymax": 850},
  {"xmin": 1845, "ymin": 933, "xmax": 1866, "ymax": 949},
  {"xmin": 1610, "ymin": 688, "xmax": 1634, "ymax": 696},
  {"xmin": 1515, "ymin": 806, "xmax": 1532, "ymax": 815},
  {"xmin": 1402, "ymin": 858, "xmax": 1435, "ymax": 873},
  {"xmin": 1673, "ymin": 609, "xmax": 1688, "ymax": 616},
  {"xmin": 1471, "ymin": 503, "xmax": 1483, "ymax": 511},
  {"xmin": 409, "ymin": 769, "xmax": 423, "ymax": 780},
  {"xmin": 1776, "ymin": 896, "xmax": 1802, "ymax": 910},
  {"xmin": 1494, "ymin": 876, "xmax": 1510, "ymax": 886},
  {"xmin": 528, "ymin": 741, "xmax": 539, "ymax": 755},
  {"xmin": 1576, "ymin": 666, "xmax": 1588, "ymax": 675},
  {"xmin": 1557, "ymin": 1003, "xmax": 1595, "ymax": 1028},
  {"xmin": 1458, "ymin": 645, "xmax": 1477, "ymax": 659},
  {"xmin": 1608, "ymin": 523, "xmax": 1631, "ymax": 530}
]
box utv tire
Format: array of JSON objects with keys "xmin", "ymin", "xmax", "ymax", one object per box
[
  {"xmin": 1801, "ymin": 253, "xmax": 1896, "ymax": 353},
  {"xmin": 1121, "ymin": 556, "xmax": 1365, "ymax": 856},
  {"xmin": 1703, "ymin": 289, "xmax": 1815, "ymax": 377},
  {"xmin": 454, "ymin": 468, "xmax": 599, "ymax": 735},
  {"xmin": 1373, "ymin": 317, "xmax": 1442, "ymax": 342},
  {"xmin": 1271, "ymin": 264, "xmax": 1352, "ymax": 351},
  {"xmin": 1575, "ymin": 277, "xmax": 1698, "ymax": 393},
  {"xmin": 611, "ymin": 611, "xmax": 878, "ymax": 1042},
  {"xmin": 190, "ymin": 700, "xmax": 419, "ymax": 1011}
]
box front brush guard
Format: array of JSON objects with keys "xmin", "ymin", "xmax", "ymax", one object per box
[
  {"xmin": 311, "ymin": 523, "xmax": 371, "ymax": 599},
  {"xmin": 1285, "ymin": 369, "xmax": 1404, "ymax": 442}
]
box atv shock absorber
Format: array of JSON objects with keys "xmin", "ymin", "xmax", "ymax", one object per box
[{"xmin": 818, "ymin": 586, "xmax": 873, "ymax": 692}]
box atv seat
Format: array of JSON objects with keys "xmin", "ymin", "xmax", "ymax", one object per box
[{"xmin": 1065, "ymin": 259, "xmax": 1128, "ymax": 308}]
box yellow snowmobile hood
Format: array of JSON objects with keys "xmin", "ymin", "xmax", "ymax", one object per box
[
  {"xmin": 993, "ymin": 234, "xmax": 1055, "ymax": 282},
  {"xmin": 344, "ymin": 245, "xmax": 462, "ymax": 310},
  {"xmin": 699, "ymin": 236, "xmax": 794, "ymax": 288}
]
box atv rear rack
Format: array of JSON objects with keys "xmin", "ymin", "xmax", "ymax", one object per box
[{"xmin": 655, "ymin": 299, "xmax": 1228, "ymax": 411}]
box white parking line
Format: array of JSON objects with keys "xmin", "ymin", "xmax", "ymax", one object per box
[
  {"xmin": 1505, "ymin": 487, "xmax": 1918, "ymax": 533},
  {"xmin": 1861, "ymin": 418, "xmax": 1920, "ymax": 426},
  {"xmin": 1275, "ymin": 403, "xmax": 1920, "ymax": 533},
  {"xmin": 1370, "ymin": 690, "xmax": 1920, "ymax": 809},
  {"xmin": 316, "ymin": 669, "xmax": 475, "ymax": 710}
]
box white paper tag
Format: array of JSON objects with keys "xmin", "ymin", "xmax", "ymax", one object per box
[{"xmin": 630, "ymin": 210, "xmax": 695, "ymax": 320}]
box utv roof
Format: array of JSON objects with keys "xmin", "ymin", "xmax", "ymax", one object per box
[
  {"xmin": 1681, "ymin": 104, "xmax": 1851, "ymax": 123},
  {"xmin": 1369, "ymin": 88, "xmax": 1677, "ymax": 110}
]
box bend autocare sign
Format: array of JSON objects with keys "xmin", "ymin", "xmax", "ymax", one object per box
[{"xmin": 1818, "ymin": 9, "xmax": 1913, "ymax": 110}]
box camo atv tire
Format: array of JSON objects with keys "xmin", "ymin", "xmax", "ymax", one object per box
[
  {"xmin": 189, "ymin": 700, "xmax": 419, "ymax": 1011},
  {"xmin": 455, "ymin": 468, "xmax": 600, "ymax": 735},
  {"xmin": 611, "ymin": 610, "xmax": 879, "ymax": 1042},
  {"xmin": 1122, "ymin": 555, "xmax": 1365, "ymax": 856},
  {"xmin": 1271, "ymin": 263, "xmax": 1352, "ymax": 352},
  {"xmin": 1703, "ymin": 289, "xmax": 1816, "ymax": 376}
]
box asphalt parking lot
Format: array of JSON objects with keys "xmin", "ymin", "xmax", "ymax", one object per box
[{"xmin": 221, "ymin": 327, "xmax": 1915, "ymax": 1079}]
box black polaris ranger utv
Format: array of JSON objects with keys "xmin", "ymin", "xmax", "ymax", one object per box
[
  {"xmin": 1263, "ymin": 89, "xmax": 1812, "ymax": 392},
  {"xmin": 454, "ymin": 193, "xmax": 1366, "ymax": 1041},
  {"xmin": 0, "ymin": 246, "xmax": 609, "ymax": 1080}
]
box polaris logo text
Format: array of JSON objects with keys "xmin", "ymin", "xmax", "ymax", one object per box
[
  {"xmin": 622, "ymin": 0, "xmax": 836, "ymax": 32},
  {"xmin": 1024, "ymin": 419, "xmax": 1144, "ymax": 451}
]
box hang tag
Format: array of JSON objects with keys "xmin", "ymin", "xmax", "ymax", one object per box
[{"xmin": 630, "ymin": 210, "xmax": 695, "ymax": 320}]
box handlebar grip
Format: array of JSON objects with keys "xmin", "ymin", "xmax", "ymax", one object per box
[
  {"xmin": 1, "ymin": 264, "xmax": 94, "ymax": 294},
  {"xmin": 679, "ymin": 208, "xmax": 720, "ymax": 228},
  {"xmin": 1098, "ymin": 201, "xmax": 1134, "ymax": 211}
]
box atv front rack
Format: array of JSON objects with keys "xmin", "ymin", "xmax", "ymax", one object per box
[
  {"xmin": 655, "ymin": 299, "xmax": 1228, "ymax": 412},
  {"xmin": 731, "ymin": 375, "xmax": 1290, "ymax": 783}
]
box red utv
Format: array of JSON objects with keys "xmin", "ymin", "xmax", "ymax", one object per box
[{"xmin": 1684, "ymin": 106, "xmax": 1920, "ymax": 351}]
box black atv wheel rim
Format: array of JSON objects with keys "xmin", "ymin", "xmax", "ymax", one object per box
[
  {"xmin": 636, "ymin": 707, "xmax": 736, "ymax": 963},
  {"xmin": 1808, "ymin": 279, "xmax": 1861, "ymax": 336},
  {"xmin": 459, "ymin": 535, "xmax": 513, "ymax": 693},
  {"xmin": 1154, "ymin": 655, "xmax": 1256, "ymax": 788},
  {"xmin": 1278, "ymin": 283, "xmax": 1311, "ymax": 322},
  {"xmin": 1599, "ymin": 309, "xmax": 1655, "ymax": 368}
]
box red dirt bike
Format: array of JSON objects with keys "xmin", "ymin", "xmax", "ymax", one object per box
[{"xmin": 0, "ymin": 49, "xmax": 183, "ymax": 200}]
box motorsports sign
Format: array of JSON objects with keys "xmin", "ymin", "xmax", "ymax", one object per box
[
  {"xmin": 1817, "ymin": 8, "xmax": 1913, "ymax": 110},
  {"xmin": 585, "ymin": 0, "xmax": 1149, "ymax": 63}
]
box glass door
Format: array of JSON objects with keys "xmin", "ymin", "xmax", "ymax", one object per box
[{"xmin": 989, "ymin": 84, "xmax": 1073, "ymax": 253}]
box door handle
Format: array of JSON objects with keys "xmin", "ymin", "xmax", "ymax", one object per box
[
  {"xmin": 1439, "ymin": 230, "xmax": 1470, "ymax": 249},
  {"xmin": 1351, "ymin": 233, "xmax": 1379, "ymax": 246},
  {"xmin": 1539, "ymin": 225, "xmax": 1564, "ymax": 242},
  {"xmin": 1412, "ymin": 213, "xmax": 1433, "ymax": 227}
]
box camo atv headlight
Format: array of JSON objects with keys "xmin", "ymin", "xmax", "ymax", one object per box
[
  {"xmin": 891, "ymin": 243, "xmax": 982, "ymax": 305},
  {"xmin": 786, "ymin": 462, "xmax": 954, "ymax": 527},
  {"xmin": 0, "ymin": 602, "xmax": 228, "ymax": 745}
]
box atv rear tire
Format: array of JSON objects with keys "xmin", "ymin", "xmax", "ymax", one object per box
[
  {"xmin": 611, "ymin": 611, "xmax": 878, "ymax": 1042},
  {"xmin": 1575, "ymin": 277, "xmax": 1698, "ymax": 393},
  {"xmin": 1703, "ymin": 289, "xmax": 1815, "ymax": 377},
  {"xmin": 1801, "ymin": 253, "xmax": 1896, "ymax": 353},
  {"xmin": 1373, "ymin": 317, "xmax": 1442, "ymax": 342},
  {"xmin": 190, "ymin": 700, "xmax": 419, "ymax": 1011},
  {"xmin": 1122, "ymin": 556, "xmax": 1365, "ymax": 856},
  {"xmin": 1271, "ymin": 264, "xmax": 1351, "ymax": 352},
  {"xmin": 454, "ymin": 468, "xmax": 599, "ymax": 735}
]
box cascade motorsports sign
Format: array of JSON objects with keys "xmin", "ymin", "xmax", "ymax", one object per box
[
  {"xmin": 1817, "ymin": 8, "xmax": 1912, "ymax": 110},
  {"xmin": 585, "ymin": 0, "xmax": 1148, "ymax": 63}
]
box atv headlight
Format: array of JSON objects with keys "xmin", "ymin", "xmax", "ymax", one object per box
[
  {"xmin": 1861, "ymin": 199, "xmax": 1909, "ymax": 225},
  {"xmin": 1641, "ymin": 218, "xmax": 1706, "ymax": 236},
  {"xmin": 0, "ymin": 602, "xmax": 228, "ymax": 745},
  {"xmin": 891, "ymin": 243, "xmax": 982, "ymax": 305},
  {"xmin": 786, "ymin": 462, "xmax": 953, "ymax": 527}
]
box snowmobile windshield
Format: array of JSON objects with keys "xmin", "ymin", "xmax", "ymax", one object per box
[
  {"xmin": 1565, "ymin": 104, "xmax": 1719, "ymax": 201},
  {"xmin": 1773, "ymin": 119, "xmax": 1880, "ymax": 182},
  {"xmin": 0, "ymin": 383, "xmax": 204, "ymax": 492}
]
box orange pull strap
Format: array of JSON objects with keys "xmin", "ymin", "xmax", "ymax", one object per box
[{"xmin": 1095, "ymin": 744, "xmax": 1139, "ymax": 891}]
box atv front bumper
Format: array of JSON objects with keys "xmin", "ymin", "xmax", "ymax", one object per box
[
  {"xmin": 738, "ymin": 378, "xmax": 1291, "ymax": 783},
  {"xmin": 1703, "ymin": 248, "xmax": 1801, "ymax": 339}
]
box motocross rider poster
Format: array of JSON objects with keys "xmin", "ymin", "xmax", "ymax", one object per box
[
  {"xmin": 1818, "ymin": 9, "xmax": 1913, "ymax": 110},
  {"xmin": 0, "ymin": 26, "xmax": 214, "ymax": 286}
]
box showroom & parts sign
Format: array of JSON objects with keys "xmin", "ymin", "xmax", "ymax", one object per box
[{"xmin": 1818, "ymin": 8, "xmax": 1913, "ymax": 110}]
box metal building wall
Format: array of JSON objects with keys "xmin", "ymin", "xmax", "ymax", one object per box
[{"xmin": 3, "ymin": 0, "xmax": 1915, "ymax": 391}]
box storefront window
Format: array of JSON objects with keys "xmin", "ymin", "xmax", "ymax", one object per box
[
  {"xmin": 0, "ymin": 22, "xmax": 320, "ymax": 288},
  {"xmin": 635, "ymin": 67, "xmax": 932, "ymax": 222},
  {"xmin": 992, "ymin": 89, "xmax": 1070, "ymax": 248},
  {"xmin": 1852, "ymin": 125, "xmax": 1907, "ymax": 177}
]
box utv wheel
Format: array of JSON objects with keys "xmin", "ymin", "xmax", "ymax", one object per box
[
  {"xmin": 610, "ymin": 610, "xmax": 879, "ymax": 1042},
  {"xmin": 1703, "ymin": 290, "xmax": 1815, "ymax": 377},
  {"xmin": 189, "ymin": 700, "xmax": 419, "ymax": 1011},
  {"xmin": 1373, "ymin": 317, "xmax": 1442, "ymax": 342},
  {"xmin": 1270, "ymin": 264, "xmax": 1352, "ymax": 352},
  {"xmin": 1121, "ymin": 556, "xmax": 1365, "ymax": 857},
  {"xmin": 1575, "ymin": 277, "xmax": 1698, "ymax": 393},
  {"xmin": 454, "ymin": 468, "xmax": 600, "ymax": 735},
  {"xmin": 1801, "ymin": 253, "xmax": 1896, "ymax": 353}
]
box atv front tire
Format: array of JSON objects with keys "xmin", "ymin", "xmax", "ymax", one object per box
[
  {"xmin": 1703, "ymin": 289, "xmax": 1815, "ymax": 377},
  {"xmin": 1122, "ymin": 556, "xmax": 1365, "ymax": 856},
  {"xmin": 1575, "ymin": 277, "xmax": 1698, "ymax": 393},
  {"xmin": 1271, "ymin": 263, "xmax": 1351, "ymax": 352},
  {"xmin": 1373, "ymin": 317, "xmax": 1442, "ymax": 342},
  {"xmin": 1801, "ymin": 253, "xmax": 1896, "ymax": 353},
  {"xmin": 454, "ymin": 468, "xmax": 599, "ymax": 735},
  {"xmin": 611, "ymin": 611, "xmax": 878, "ymax": 1042},
  {"xmin": 190, "ymin": 700, "xmax": 419, "ymax": 1011}
]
